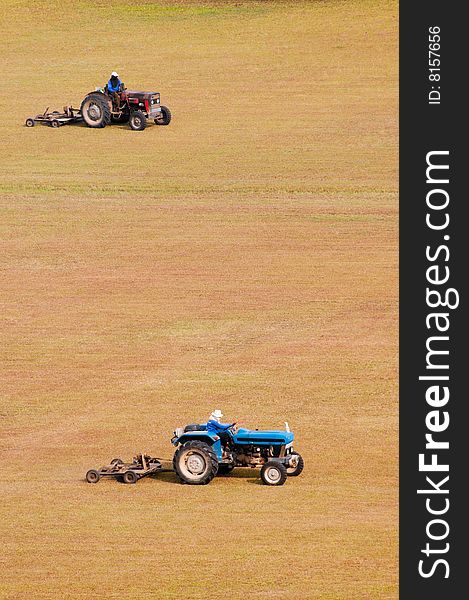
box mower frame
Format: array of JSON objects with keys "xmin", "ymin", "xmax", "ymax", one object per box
[
  {"xmin": 25, "ymin": 106, "xmax": 83, "ymax": 128},
  {"xmin": 85, "ymin": 454, "xmax": 163, "ymax": 484}
]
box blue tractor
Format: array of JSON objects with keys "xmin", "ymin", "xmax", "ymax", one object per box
[{"xmin": 171, "ymin": 422, "xmax": 304, "ymax": 486}]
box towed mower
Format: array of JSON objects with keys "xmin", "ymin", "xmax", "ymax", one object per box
[
  {"xmin": 86, "ymin": 454, "xmax": 163, "ymax": 484},
  {"xmin": 25, "ymin": 106, "xmax": 82, "ymax": 128}
]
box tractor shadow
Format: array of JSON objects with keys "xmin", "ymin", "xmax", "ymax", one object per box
[
  {"xmin": 68, "ymin": 122, "xmax": 134, "ymax": 131},
  {"xmin": 150, "ymin": 469, "xmax": 263, "ymax": 486},
  {"xmin": 29, "ymin": 121, "xmax": 145, "ymax": 132}
]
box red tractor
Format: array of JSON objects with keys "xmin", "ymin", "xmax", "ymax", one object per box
[{"xmin": 80, "ymin": 86, "xmax": 171, "ymax": 131}]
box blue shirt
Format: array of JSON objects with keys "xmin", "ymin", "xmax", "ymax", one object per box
[
  {"xmin": 107, "ymin": 78, "xmax": 122, "ymax": 93},
  {"xmin": 206, "ymin": 419, "xmax": 231, "ymax": 435}
]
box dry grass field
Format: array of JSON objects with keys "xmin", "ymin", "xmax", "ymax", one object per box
[{"xmin": 0, "ymin": 1, "xmax": 398, "ymax": 598}]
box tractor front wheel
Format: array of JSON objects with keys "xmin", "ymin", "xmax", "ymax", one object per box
[
  {"xmin": 173, "ymin": 440, "xmax": 218, "ymax": 485},
  {"xmin": 260, "ymin": 461, "xmax": 287, "ymax": 486},
  {"xmin": 286, "ymin": 452, "xmax": 304, "ymax": 477},
  {"xmin": 155, "ymin": 105, "xmax": 171, "ymax": 126},
  {"xmin": 129, "ymin": 111, "xmax": 146, "ymax": 131}
]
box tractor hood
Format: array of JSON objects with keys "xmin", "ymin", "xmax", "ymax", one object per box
[
  {"xmin": 233, "ymin": 428, "xmax": 294, "ymax": 445},
  {"xmin": 125, "ymin": 90, "xmax": 158, "ymax": 99}
]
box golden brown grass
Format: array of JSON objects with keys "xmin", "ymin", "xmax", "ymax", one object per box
[{"xmin": 0, "ymin": 1, "xmax": 398, "ymax": 598}]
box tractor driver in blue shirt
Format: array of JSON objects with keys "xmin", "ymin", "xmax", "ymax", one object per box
[
  {"xmin": 106, "ymin": 71, "xmax": 124, "ymax": 109},
  {"xmin": 207, "ymin": 409, "xmax": 235, "ymax": 449}
]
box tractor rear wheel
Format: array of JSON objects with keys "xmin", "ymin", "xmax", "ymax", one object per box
[
  {"xmin": 155, "ymin": 105, "xmax": 171, "ymax": 126},
  {"xmin": 260, "ymin": 461, "xmax": 287, "ymax": 486},
  {"xmin": 286, "ymin": 452, "xmax": 304, "ymax": 477},
  {"xmin": 80, "ymin": 93, "xmax": 111, "ymax": 128},
  {"xmin": 129, "ymin": 111, "xmax": 146, "ymax": 131},
  {"xmin": 173, "ymin": 440, "xmax": 218, "ymax": 485}
]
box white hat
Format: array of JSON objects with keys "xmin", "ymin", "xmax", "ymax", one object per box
[
  {"xmin": 210, "ymin": 409, "xmax": 223, "ymax": 420},
  {"xmin": 111, "ymin": 71, "xmax": 119, "ymax": 78}
]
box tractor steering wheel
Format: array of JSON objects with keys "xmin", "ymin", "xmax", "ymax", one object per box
[{"xmin": 229, "ymin": 422, "xmax": 238, "ymax": 434}]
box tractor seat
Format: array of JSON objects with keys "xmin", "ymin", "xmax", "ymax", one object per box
[{"xmin": 184, "ymin": 424, "xmax": 206, "ymax": 432}]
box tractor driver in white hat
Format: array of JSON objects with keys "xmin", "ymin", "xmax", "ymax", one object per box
[
  {"xmin": 207, "ymin": 409, "xmax": 235, "ymax": 448},
  {"xmin": 106, "ymin": 71, "xmax": 124, "ymax": 109}
]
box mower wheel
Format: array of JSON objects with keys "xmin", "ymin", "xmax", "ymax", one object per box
[
  {"xmin": 86, "ymin": 469, "xmax": 100, "ymax": 484},
  {"xmin": 25, "ymin": 118, "xmax": 35, "ymax": 127},
  {"xmin": 51, "ymin": 120, "xmax": 60, "ymax": 128},
  {"xmin": 173, "ymin": 440, "xmax": 219, "ymax": 485},
  {"xmin": 155, "ymin": 105, "xmax": 171, "ymax": 126},
  {"xmin": 286, "ymin": 452, "xmax": 304, "ymax": 477},
  {"xmin": 123, "ymin": 470, "xmax": 138, "ymax": 484},
  {"xmin": 217, "ymin": 464, "xmax": 235, "ymax": 475},
  {"xmin": 260, "ymin": 461, "xmax": 287, "ymax": 486},
  {"xmin": 129, "ymin": 111, "xmax": 146, "ymax": 131},
  {"xmin": 80, "ymin": 93, "xmax": 111, "ymax": 128}
]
